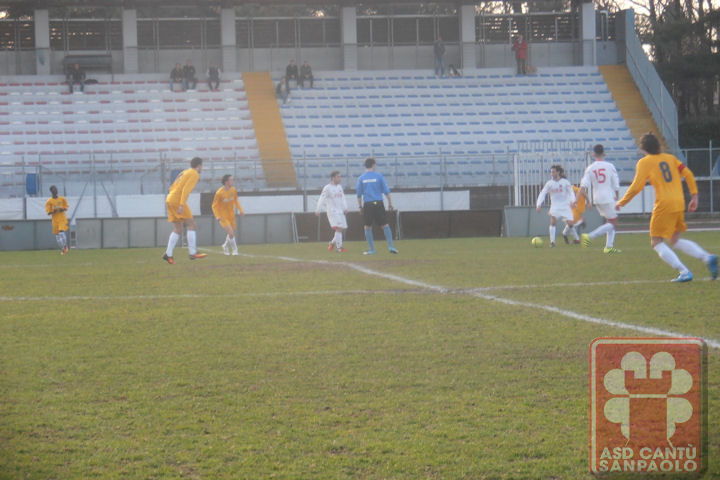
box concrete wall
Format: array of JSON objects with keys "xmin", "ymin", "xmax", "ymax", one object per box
[
  {"xmin": 504, "ymin": 206, "xmax": 605, "ymax": 238},
  {"xmin": 2, "ymin": 39, "xmax": 616, "ymax": 77},
  {"xmin": 1, "ymin": 208, "xmax": 504, "ymax": 251},
  {"xmin": 477, "ymin": 42, "xmax": 579, "ymax": 69},
  {"xmin": 1, "ymin": 190, "xmax": 471, "ymax": 221},
  {"xmin": 0, "ymin": 213, "xmax": 297, "ymax": 251},
  {"xmin": 0, "ymin": 50, "xmax": 37, "ymax": 75}
]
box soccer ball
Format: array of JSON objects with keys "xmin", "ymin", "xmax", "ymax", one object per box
[{"xmin": 531, "ymin": 236, "xmax": 544, "ymax": 248}]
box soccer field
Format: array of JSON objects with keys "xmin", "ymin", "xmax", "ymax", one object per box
[{"xmin": 1, "ymin": 233, "xmax": 719, "ymax": 479}]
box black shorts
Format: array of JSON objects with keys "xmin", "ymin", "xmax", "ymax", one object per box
[{"xmin": 362, "ymin": 201, "xmax": 387, "ymax": 227}]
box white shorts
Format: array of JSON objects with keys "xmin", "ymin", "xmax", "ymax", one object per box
[
  {"xmin": 549, "ymin": 206, "xmax": 574, "ymax": 223},
  {"xmin": 327, "ymin": 212, "xmax": 347, "ymax": 229},
  {"xmin": 594, "ymin": 202, "xmax": 618, "ymax": 220}
]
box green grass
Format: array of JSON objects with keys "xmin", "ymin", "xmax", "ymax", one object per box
[{"xmin": 1, "ymin": 233, "xmax": 719, "ymax": 479}]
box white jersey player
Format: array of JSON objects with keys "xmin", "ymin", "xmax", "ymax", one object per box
[
  {"xmin": 536, "ymin": 164, "xmax": 578, "ymax": 247},
  {"xmin": 579, "ymin": 144, "xmax": 621, "ymax": 254},
  {"xmin": 315, "ymin": 170, "xmax": 349, "ymax": 253}
]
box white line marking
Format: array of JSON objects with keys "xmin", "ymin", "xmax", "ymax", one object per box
[
  {"xmin": 5, "ymin": 249, "xmax": 719, "ymax": 349},
  {"xmin": 470, "ymin": 291, "xmax": 720, "ymax": 350},
  {"xmin": 240, "ymin": 251, "xmax": 720, "ymax": 350}
]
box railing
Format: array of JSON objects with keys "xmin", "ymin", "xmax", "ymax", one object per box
[
  {"xmin": 476, "ymin": 12, "xmax": 579, "ymax": 44},
  {"xmin": 622, "ymin": 10, "xmax": 680, "ymax": 156},
  {"xmin": 0, "ymin": 153, "xmax": 267, "ymax": 200},
  {"xmin": 682, "ymin": 142, "xmax": 720, "ymax": 213},
  {"xmin": 5, "ymin": 146, "xmax": 717, "ymax": 215}
]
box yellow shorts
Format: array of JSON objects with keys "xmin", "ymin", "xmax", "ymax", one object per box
[
  {"xmin": 166, "ymin": 202, "xmax": 193, "ymax": 223},
  {"xmin": 52, "ymin": 217, "xmax": 68, "ymax": 235},
  {"xmin": 650, "ymin": 210, "xmax": 686, "ymax": 239},
  {"xmin": 218, "ymin": 216, "xmax": 236, "ymax": 231}
]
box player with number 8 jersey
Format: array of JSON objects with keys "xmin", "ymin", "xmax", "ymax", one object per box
[{"xmin": 616, "ymin": 133, "xmax": 718, "ymax": 282}]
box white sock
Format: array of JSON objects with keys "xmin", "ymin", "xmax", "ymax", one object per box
[
  {"xmin": 575, "ymin": 219, "xmax": 584, "ymax": 229},
  {"xmin": 606, "ymin": 228, "xmax": 616, "ymax": 248},
  {"xmin": 223, "ymin": 235, "xmax": 230, "ymax": 247},
  {"xmin": 654, "ymin": 242, "xmax": 688, "ymax": 273},
  {"xmin": 335, "ymin": 231, "xmax": 343, "ymax": 249},
  {"xmin": 562, "ymin": 225, "xmax": 569, "ymax": 236},
  {"xmin": 589, "ymin": 223, "xmax": 613, "ymax": 239},
  {"xmin": 187, "ymin": 230, "xmax": 197, "ymax": 255},
  {"xmin": 549, "ymin": 225, "xmax": 556, "ymax": 244},
  {"xmin": 230, "ymin": 236, "xmax": 238, "ymax": 252},
  {"xmin": 166, "ymin": 231, "xmax": 179, "ymax": 256},
  {"xmin": 570, "ymin": 226, "xmax": 579, "ymax": 241},
  {"xmin": 673, "ymin": 238, "xmax": 710, "ymax": 263},
  {"xmin": 56, "ymin": 233, "xmax": 65, "ymax": 250}
]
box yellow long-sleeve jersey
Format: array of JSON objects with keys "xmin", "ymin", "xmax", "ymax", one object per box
[
  {"xmin": 166, "ymin": 168, "xmax": 199, "ymax": 206},
  {"xmin": 618, "ymin": 153, "xmax": 697, "ymax": 214},
  {"xmin": 212, "ymin": 186, "xmax": 243, "ymax": 220}
]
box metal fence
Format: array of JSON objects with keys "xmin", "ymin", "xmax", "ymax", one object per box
[
  {"xmin": 4, "ymin": 145, "xmax": 718, "ymax": 216},
  {"xmin": 0, "ymin": 152, "xmax": 267, "ymax": 199}
]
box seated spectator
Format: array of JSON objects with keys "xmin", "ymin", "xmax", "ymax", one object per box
[
  {"xmin": 67, "ymin": 63, "xmax": 86, "ymax": 94},
  {"xmin": 448, "ymin": 64, "xmax": 462, "ymax": 78},
  {"xmin": 275, "ymin": 76, "xmax": 290, "ymax": 105},
  {"xmin": 182, "ymin": 60, "xmax": 197, "ymax": 90},
  {"xmin": 170, "ymin": 63, "xmax": 184, "ymax": 91},
  {"xmin": 286, "ymin": 60, "xmax": 298, "ymax": 85},
  {"xmin": 299, "ymin": 61, "xmax": 314, "ymax": 89},
  {"xmin": 207, "ymin": 61, "xmax": 222, "ymax": 91}
]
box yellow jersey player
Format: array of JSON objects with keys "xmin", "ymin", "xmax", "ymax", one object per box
[
  {"xmin": 211, "ymin": 174, "xmax": 244, "ymax": 256},
  {"xmin": 563, "ymin": 184, "xmax": 585, "ymax": 244},
  {"xmin": 46, "ymin": 185, "xmax": 69, "ymax": 255},
  {"xmin": 163, "ymin": 156, "xmax": 207, "ymax": 263},
  {"xmin": 616, "ymin": 133, "xmax": 718, "ymax": 282}
]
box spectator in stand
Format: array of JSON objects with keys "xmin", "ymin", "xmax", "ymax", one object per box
[
  {"xmin": 512, "ymin": 34, "xmax": 528, "ymax": 76},
  {"xmin": 207, "ymin": 61, "xmax": 222, "ymax": 91},
  {"xmin": 433, "ymin": 36, "xmax": 446, "ymax": 77},
  {"xmin": 170, "ymin": 63, "xmax": 184, "ymax": 91},
  {"xmin": 286, "ymin": 60, "xmax": 299, "ymax": 86},
  {"xmin": 182, "ymin": 60, "xmax": 197, "ymax": 90},
  {"xmin": 299, "ymin": 61, "xmax": 314, "ymax": 89},
  {"xmin": 276, "ymin": 76, "xmax": 290, "ymax": 105},
  {"xmin": 67, "ymin": 63, "xmax": 86, "ymax": 94}
]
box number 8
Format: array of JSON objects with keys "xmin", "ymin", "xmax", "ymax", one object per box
[{"xmin": 659, "ymin": 162, "xmax": 673, "ymax": 182}]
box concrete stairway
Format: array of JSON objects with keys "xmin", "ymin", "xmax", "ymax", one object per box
[
  {"xmin": 242, "ymin": 72, "xmax": 296, "ymax": 187},
  {"xmin": 599, "ymin": 65, "xmax": 666, "ymax": 149}
]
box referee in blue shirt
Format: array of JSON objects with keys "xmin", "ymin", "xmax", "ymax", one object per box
[{"xmin": 356, "ymin": 157, "xmax": 398, "ymax": 255}]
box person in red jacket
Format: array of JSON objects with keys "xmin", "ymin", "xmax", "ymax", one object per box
[{"xmin": 512, "ymin": 34, "xmax": 528, "ymax": 75}]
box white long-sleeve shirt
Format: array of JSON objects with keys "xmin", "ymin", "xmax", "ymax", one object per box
[
  {"xmin": 536, "ymin": 177, "xmax": 575, "ymax": 210},
  {"xmin": 580, "ymin": 160, "xmax": 620, "ymax": 205},
  {"xmin": 316, "ymin": 183, "xmax": 348, "ymax": 215}
]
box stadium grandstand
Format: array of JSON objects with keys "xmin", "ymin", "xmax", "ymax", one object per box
[{"xmin": 0, "ymin": 0, "xmax": 706, "ymax": 247}]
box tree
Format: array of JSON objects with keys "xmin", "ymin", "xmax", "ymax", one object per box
[{"xmin": 631, "ymin": 0, "xmax": 720, "ymax": 146}]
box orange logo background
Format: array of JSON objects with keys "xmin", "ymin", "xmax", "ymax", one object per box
[{"xmin": 589, "ymin": 338, "xmax": 706, "ymax": 475}]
